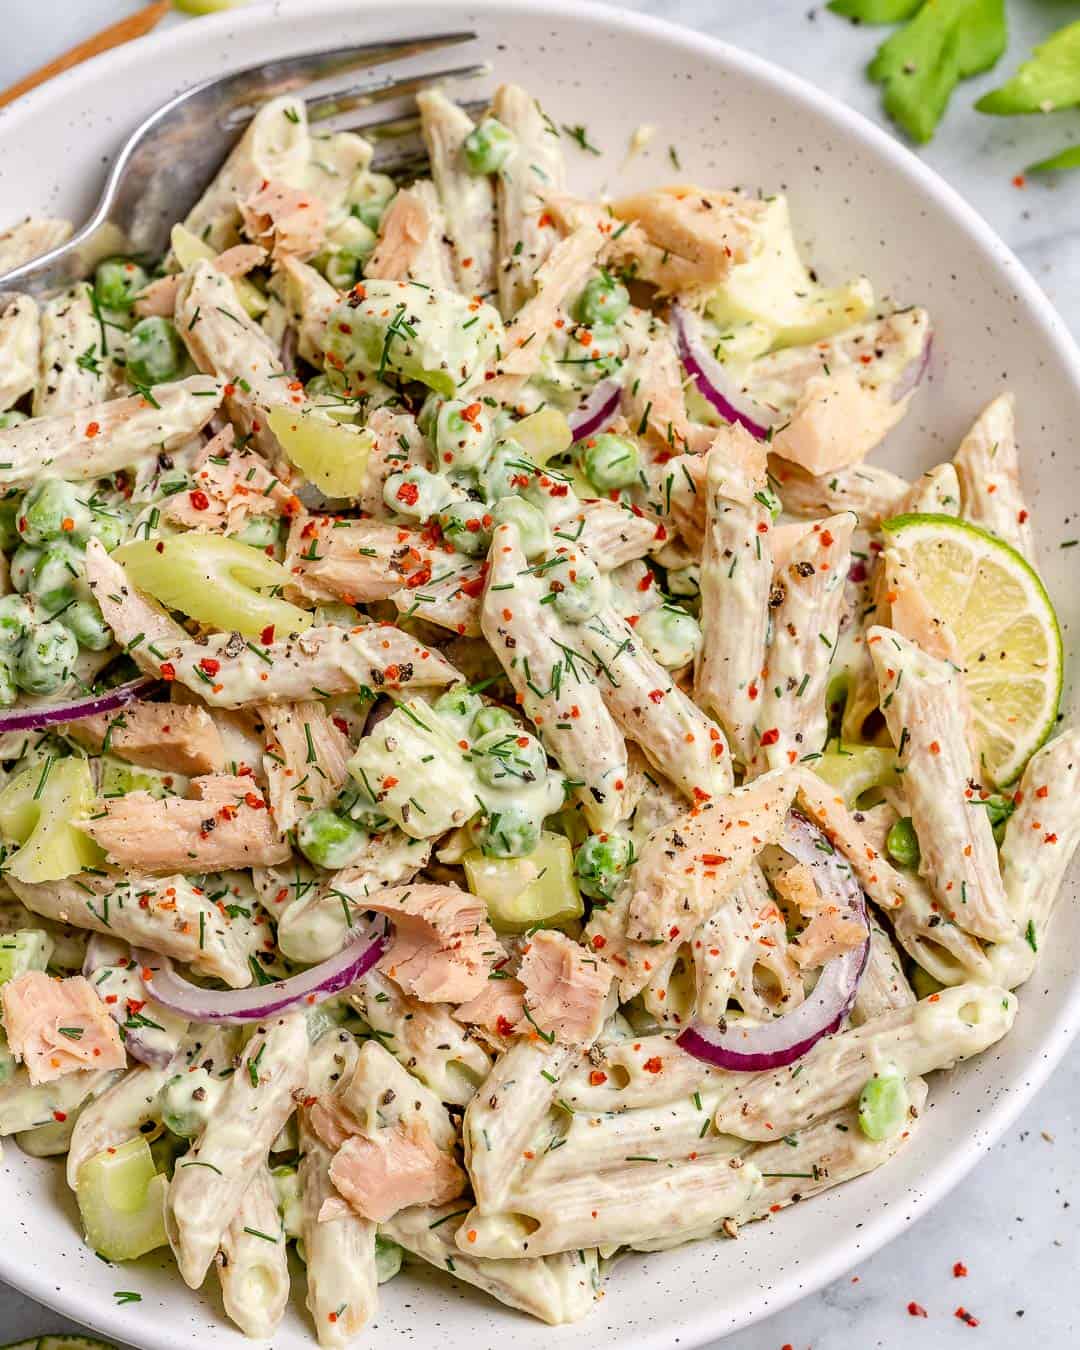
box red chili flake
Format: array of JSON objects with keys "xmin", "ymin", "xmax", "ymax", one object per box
[
  {"xmin": 495, "ymin": 1015, "xmax": 516, "ymax": 1037},
  {"xmin": 700, "ymin": 853, "xmax": 728, "ymax": 865},
  {"xmin": 384, "ymin": 664, "xmax": 400, "ymax": 682},
  {"xmin": 199, "ymin": 657, "xmax": 220, "ymax": 676},
  {"xmin": 587, "ymin": 1070, "xmax": 608, "ymax": 1087},
  {"xmin": 953, "ymin": 1262, "xmax": 968, "ymax": 1278},
  {"xmin": 747, "ymin": 681, "xmax": 759, "ymax": 701},
  {"xmin": 84, "ymin": 421, "xmax": 100, "ymax": 438},
  {"xmin": 955, "ymin": 1307, "xmax": 979, "ymax": 1327},
  {"xmin": 642, "ymin": 1056, "xmax": 663, "ymax": 1074},
  {"xmin": 1045, "ymin": 832, "xmax": 1058, "ymax": 844},
  {"xmin": 53, "ymin": 1111, "xmax": 68, "ymax": 1123},
  {"xmin": 691, "ymin": 786, "xmax": 711, "ymax": 803},
  {"xmin": 591, "ymin": 934, "xmax": 607, "ymax": 950},
  {"xmin": 907, "ymin": 1302, "xmax": 928, "ymax": 1318},
  {"xmin": 244, "ymin": 792, "xmax": 266, "ymax": 810},
  {"xmin": 396, "ymin": 481, "xmax": 420, "ymax": 507},
  {"xmin": 759, "ymin": 727, "xmax": 780, "ymax": 746},
  {"xmin": 382, "ymin": 775, "xmax": 399, "ymax": 790},
  {"xmin": 189, "ymin": 489, "xmax": 210, "ymax": 511},
  {"xmin": 1013, "ymin": 174, "xmax": 1026, "ymax": 189},
  {"xmin": 61, "ymin": 516, "xmax": 75, "ymax": 533},
  {"xmin": 160, "ymin": 662, "xmax": 176, "ymax": 682},
  {"xmin": 637, "ymin": 571, "xmax": 655, "ymax": 592},
  {"xmin": 460, "ymin": 573, "xmax": 486, "ymax": 599},
  {"xmin": 1036, "ymin": 784, "xmax": 1049, "ymax": 798},
  {"xmin": 929, "ymin": 740, "xmax": 941, "ymax": 755},
  {"xmin": 258, "ymin": 624, "xmax": 275, "ymax": 646},
  {"xmin": 820, "ymin": 528, "xmax": 834, "ymax": 547},
  {"xmin": 648, "ymin": 688, "xmax": 665, "ymax": 704}
]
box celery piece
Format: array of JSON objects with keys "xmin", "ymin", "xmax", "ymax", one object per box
[
  {"xmin": 0, "ymin": 757, "xmax": 105, "ymax": 883},
  {"xmin": 76, "ymin": 1135, "xmax": 169, "ymax": 1261},
  {"xmin": 1027, "ymin": 144, "xmax": 1080, "ymax": 176},
  {"xmin": 115, "ymin": 534, "xmax": 313, "ymax": 639},
  {"xmin": 0, "ymin": 929, "xmax": 53, "ymax": 984},
  {"xmin": 375, "ymin": 1235, "xmax": 404, "ymax": 1283},
  {"xmin": 463, "ymin": 831, "xmax": 583, "ymax": 933},
  {"xmin": 977, "ymin": 19, "xmax": 1080, "ymax": 116},
  {"xmin": 265, "ymin": 406, "xmax": 374, "ymax": 498},
  {"xmin": 171, "ymin": 223, "xmax": 267, "ymax": 317},
  {"xmin": 510, "ymin": 407, "xmax": 572, "ymax": 466},
  {"xmin": 811, "ymin": 739, "xmax": 898, "ymax": 810},
  {"xmin": 99, "ymin": 755, "xmax": 183, "ymax": 800},
  {"xmin": 857, "ymin": 1064, "xmax": 908, "ymax": 1140}
]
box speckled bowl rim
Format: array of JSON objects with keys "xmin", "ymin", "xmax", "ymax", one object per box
[{"xmin": 2, "ymin": 2, "xmax": 1080, "ymax": 1348}]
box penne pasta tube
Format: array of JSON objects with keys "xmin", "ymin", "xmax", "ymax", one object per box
[
  {"xmin": 33, "ymin": 282, "xmax": 110, "ymax": 416},
  {"xmin": 417, "ymin": 89, "xmax": 497, "ymax": 295},
  {"xmin": 217, "ymin": 1164, "xmax": 290, "ymax": 1338},
  {"xmin": 868, "ymin": 626, "xmax": 1015, "ymax": 943},
  {"xmin": 953, "ymin": 392, "xmax": 1034, "ymax": 562},
  {"xmin": 713, "ymin": 984, "xmax": 1015, "ymax": 1141}
]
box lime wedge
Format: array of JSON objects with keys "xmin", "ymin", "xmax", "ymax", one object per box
[{"xmin": 881, "ymin": 513, "xmax": 1062, "ymax": 786}]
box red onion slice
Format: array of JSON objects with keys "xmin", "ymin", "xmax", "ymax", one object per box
[
  {"xmin": 84, "ymin": 933, "xmax": 186, "ymax": 1070},
  {"xmin": 568, "ymin": 379, "xmax": 622, "ymax": 442},
  {"xmin": 677, "ymin": 812, "xmax": 869, "ymax": 1072},
  {"xmin": 0, "ymin": 676, "xmax": 157, "ymax": 735},
  {"xmin": 671, "ymin": 303, "xmax": 774, "ymax": 440},
  {"xmin": 892, "ymin": 328, "xmax": 933, "ymax": 403},
  {"xmin": 136, "ymin": 916, "xmax": 389, "ymax": 1023}
]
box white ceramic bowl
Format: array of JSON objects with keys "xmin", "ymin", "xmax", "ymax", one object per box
[{"xmin": 3, "ymin": 3, "xmax": 1080, "ymax": 1347}]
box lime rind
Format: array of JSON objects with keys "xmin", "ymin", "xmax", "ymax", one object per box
[{"xmin": 880, "ymin": 512, "xmax": 1063, "ymax": 786}]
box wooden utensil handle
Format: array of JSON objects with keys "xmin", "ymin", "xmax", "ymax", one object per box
[{"xmin": 0, "ymin": 0, "xmax": 171, "ymax": 110}]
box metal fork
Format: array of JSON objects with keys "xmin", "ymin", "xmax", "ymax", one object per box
[{"xmin": 0, "ymin": 33, "xmax": 489, "ymax": 300}]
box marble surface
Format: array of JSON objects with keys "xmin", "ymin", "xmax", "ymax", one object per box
[{"xmin": 3, "ymin": 1, "xmax": 1080, "ymax": 1347}]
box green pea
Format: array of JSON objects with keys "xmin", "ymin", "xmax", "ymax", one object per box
[
  {"xmin": 478, "ymin": 804, "xmax": 540, "ymax": 859},
  {"xmin": 471, "ymin": 704, "xmax": 516, "ymax": 739},
  {"xmin": 297, "ymin": 808, "xmax": 370, "ymax": 870},
  {"xmin": 634, "ymin": 605, "xmax": 702, "ymax": 669},
  {"xmin": 28, "ymin": 542, "xmax": 83, "ymax": 618},
  {"xmin": 323, "ymin": 250, "xmax": 361, "ymax": 291},
  {"xmin": 435, "ymin": 398, "xmax": 496, "ymax": 471},
  {"xmin": 0, "ymin": 498, "xmax": 20, "ymax": 553},
  {"xmin": 433, "ymin": 688, "xmax": 484, "ymax": 734},
  {"xmin": 480, "ymin": 437, "xmax": 528, "ymax": 503},
  {"xmin": 126, "ymin": 316, "xmax": 183, "ymax": 386},
  {"xmin": 575, "ymin": 273, "xmax": 630, "ymax": 327},
  {"xmin": 439, "ymin": 501, "xmax": 491, "ymax": 557},
  {"xmin": 94, "ymin": 257, "xmax": 149, "ymax": 312},
  {"xmin": 9, "ymin": 544, "xmax": 39, "ymax": 595},
  {"xmin": 463, "ymin": 118, "xmax": 515, "ymax": 175},
  {"xmin": 18, "ymin": 478, "xmax": 93, "ymax": 545},
  {"xmin": 161, "ymin": 1068, "xmax": 216, "ymax": 1138},
  {"xmin": 575, "ymin": 831, "xmax": 631, "ymax": 900},
  {"xmin": 857, "ymin": 1064, "xmax": 908, "ymax": 1141},
  {"xmin": 15, "ymin": 620, "xmax": 78, "ymax": 695},
  {"xmin": 550, "ymin": 554, "xmax": 604, "ymax": 625},
  {"xmin": 583, "ymin": 433, "xmax": 641, "ymax": 491},
  {"xmin": 885, "ymin": 816, "xmax": 920, "ymax": 869},
  {"xmin": 0, "ymin": 595, "xmax": 33, "ymax": 655},
  {"xmin": 383, "ymin": 466, "xmax": 452, "ymax": 520},
  {"xmin": 61, "ymin": 598, "xmax": 113, "ymax": 652},
  {"xmin": 350, "ymin": 197, "xmax": 392, "ymax": 233},
  {"xmin": 491, "ymin": 496, "xmax": 551, "ymax": 559},
  {"xmin": 667, "ymin": 563, "xmax": 701, "ymax": 599},
  {"xmin": 473, "ymin": 728, "xmax": 547, "ymax": 790},
  {"xmin": 0, "ymin": 411, "xmax": 27, "ymax": 430},
  {"xmin": 563, "ymin": 325, "xmax": 623, "ymax": 384}
]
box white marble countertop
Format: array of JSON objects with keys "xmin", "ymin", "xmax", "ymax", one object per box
[{"xmin": 3, "ymin": 1, "xmax": 1080, "ymax": 1347}]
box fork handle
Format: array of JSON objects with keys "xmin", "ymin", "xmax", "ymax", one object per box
[{"xmin": 0, "ymin": 0, "xmax": 171, "ymax": 110}]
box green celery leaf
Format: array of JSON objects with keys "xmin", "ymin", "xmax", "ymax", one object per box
[
  {"xmin": 868, "ymin": 0, "xmax": 1008, "ymax": 143},
  {"xmin": 1027, "ymin": 144, "xmax": 1080, "ymax": 174},
  {"xmin": 977, "ymin": 19, "xmax": 1080, "ymax": 115},
  {"xmin": 827, "ymin": 0, "xmax": 922, "ymax": 22}
]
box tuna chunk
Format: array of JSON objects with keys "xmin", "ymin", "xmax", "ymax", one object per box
[
  {"xmin": 79, "ymin": 774, "xmax": 290, "ymax": 874},
  {"xmin": 162, "ymin": 425, "xmax": 295, "ymax": 535},
  {"xmin": 454, "ymin": 978, "xmax": 527, "ymax": 1043},
  {"xmin": 239, "ymin": 179, "xmax": 327, "ymax": 260},
  {"xmin": 518, "ymin": 930, "xmax": 613, "ymax": 1046},
  {"xmin": 611, "ymin": 186, "xmax": 768, "ymax": 292},
  {"xmin": 67, "ymin": 702, "xmax": 226, "ymax": 777},
  {"xmin": 365, "ymin": 182, "xmax": 455, "ymax": 290},
  {"xmin": 773, "ymin": 861, "xmax": 867, "ymax": 969},
  {"xmin": 328, "ymin": 1116, "xmax": 464, "ymax": 1223},
  {"xmin": 1, "ymin": 971, "xmax": 125, "ymax": 1084},
  {"xmin": 257, "ymin": 700, "xmax": 351, "ymax": 832},
  {"xmin": 366, "ymin": 884, "xmax": 504, "ymax": 1003}
]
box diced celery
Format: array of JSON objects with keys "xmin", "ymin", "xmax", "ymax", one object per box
[
  {"xmin": 76, "ymin": 1135, "xmax": 169, "ymax": 1261},
  {"xmin": 265, "ymin": 406, "xmax": 374, "ymax": 498},
  {"xmin": 811, "ymin": 740, "xmax": 898, "ymax": 810},
  {"xmin": 348, "ymin": 701, "xmax": 480, "ymax": 839},
  {"xmin": 171, "ymin": 223, "xmax": 267, "ymax": 317},
  {"xmin": 510, "ymin": 407, "xmax": 572, "ymax": 465},
  {"xmin": 0, "ymin": 929, "xmax": 53, "ymax": 983},
  {"xmin": 114, "ymin": 534, "xmax": 313, "ymax": 639},
  {"xmin": 99, "ymin": 755, "xmax": 184, "ymax": 800},
  {"xmin": 463, "ymin": 831, "xmax": 583, "ymax": 933},
  {"xmin": 272, "ymin": 1163, "xmax": 303, "ymax": 1239},
  {"xmin": 0, "ymin": 757, "xmax": 105, "ymax": 883}
]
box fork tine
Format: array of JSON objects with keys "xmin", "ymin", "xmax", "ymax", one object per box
[
  {"xmin": 356, "ymin": 98, "xmax": 491, "ymax": 178},
  {"xmin": 218, "ymin": 32, "xmax": 479, "ymax": 125},
  {"xmin": 305, "ymin": 61, "xmax": 491, "ymax": 123}
]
